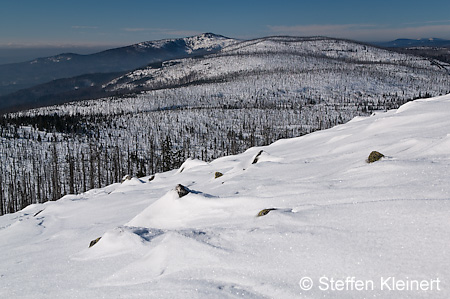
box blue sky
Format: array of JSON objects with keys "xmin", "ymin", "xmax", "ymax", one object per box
[{"xmin": 1, "ymin": 0, "xmax": 450, "ymax": 48}]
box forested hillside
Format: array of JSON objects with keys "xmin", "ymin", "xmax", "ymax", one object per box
[
  {"xmin": 0, "ymin": 33, "xmax": 236, "ymax": 110},
  {"xmin": 1, "ymin": 36, "xmax": 449, "ymax": 215}
]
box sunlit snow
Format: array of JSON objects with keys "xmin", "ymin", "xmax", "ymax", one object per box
[{"xmin": 1, "ymin": 94, "xmax": 449, "ymax": 298}]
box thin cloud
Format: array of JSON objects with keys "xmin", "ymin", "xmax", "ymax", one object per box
[
  {"xmin": 402, "ymin": 19, "xmax": 450, "ymax": 25},
  {"xmin": 71, "ymin": 26, "xmax": 99, "ymax": 29},
  {"xmin": 123, "ymin": 28, "xmax": 153, "ymax": 32},
  {"xmin": 267, "ymin": 23, "xmax": 450, "ymax": 41}
]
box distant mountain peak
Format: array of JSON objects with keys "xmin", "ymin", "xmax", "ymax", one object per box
[
  {"xmin": 197, "ymin": 32, "xmax": 228, "ymax": 39},
  {"xmin": 183, "ymin": 32, "xmax": 236, "ymax": 53},
  {"xmin": 0, "ymin": 33, "xmax": 237, "ymax": 107},
  {"xmin": 130, "ymin": 33, "xmax": 235, "ymax": 53}
]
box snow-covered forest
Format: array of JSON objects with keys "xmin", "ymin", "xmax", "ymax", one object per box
[
  {"xmin": 1, "ymin": 36, "xmax": 449, "ymax": 215},
  {"xmin": 1, "ymin": 93, "xmax": 449, "ymax": 298}
]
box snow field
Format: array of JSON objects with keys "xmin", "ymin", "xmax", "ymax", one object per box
[{"xmin": 1, "ymin": 94, "xmax": 450, "ymax": 298}]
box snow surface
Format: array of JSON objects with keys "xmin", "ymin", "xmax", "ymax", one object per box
[{"xmin": 1, "ymin": 95, "xmax": 450, "ymax": 298}]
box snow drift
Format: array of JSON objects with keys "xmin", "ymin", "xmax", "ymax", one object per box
[{"xmin": 1, "ymin": 94, "xmax": 450, "ymax": 298}]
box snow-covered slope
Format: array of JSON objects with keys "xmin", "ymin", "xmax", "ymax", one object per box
[
  {"xmin": 103, "ymin": 36, "xmax": 450, "ymax": 94},
  {"xmin": 0, "ymin": 33, "xmax": 237, "ymax": 109},
  {"xmin": 1, "ymin": 94, "xmax": 450, "ymax": 298}
]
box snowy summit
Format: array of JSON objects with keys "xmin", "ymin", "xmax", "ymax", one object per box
[{"xmin": 1, "ymin": 94, "xmax": 450, "ymax": 298}]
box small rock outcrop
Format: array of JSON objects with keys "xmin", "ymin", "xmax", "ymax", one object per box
[
  {"xmin": 367, "ymin": 151, "xmax": 385, "ymax": 163},
  {"xmin": 176, "ymin": 184, "xmax": 190, "ymax": 198},
  {"xmin": 214, "ymin": 172, "xmax": 223, "ymax": 179},
  {"xmin": 252, "ymin": 150, "xmax": 264, "ymax": 164},
  {"xmin": 257, "ymin": 208, "xmax": 277, "ymax": 217},
  {"xmin": 89, "ymin": 237, "xmax": 102, "ymax": 248}
]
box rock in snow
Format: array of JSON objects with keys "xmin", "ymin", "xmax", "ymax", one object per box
[
  {"xmin": 175, "ymin": 184, "xmax": 190, "ymax": 198},
  {"xmin": 1, "ymin": 94, "xmax": 450, "ymax": 298},
  {"xmin": 256, "ymin": 208, "xmax": 278, "ymax": 217},
  {"xmin": 89, "ymin": 237, "xmax": 102, "ymax": 248},
  {"xmin": 367, "ymin": 150, "xmax": 385, "ymax": 163}
]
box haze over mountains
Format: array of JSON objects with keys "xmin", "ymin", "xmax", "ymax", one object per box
[
  {"xmin": 1, "ymin": 33, "xmax": 450, "ymax": 113},
  {"xmin": 375, "ymin": 38, "xmax": 450, "ymax": 48}
]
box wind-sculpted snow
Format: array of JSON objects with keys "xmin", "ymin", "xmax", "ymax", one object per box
[{"xmin": 1, "ymin": 95, "xmax": 450, "ymax": 298}]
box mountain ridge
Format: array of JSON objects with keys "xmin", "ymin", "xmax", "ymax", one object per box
[
  {"xmin": 2, "ymin": 34, "xmax": 450, "ymax": 113},
  {"xmin": 0, "ymin": 33, "xmax": 236, "ymax": 101},
  {"xmin": 374, "ymin": 37, "xmax": 450, "ymax": 48},
  {"xmin": 102, "ymin": 35, "xmax": 450, "ymax": 94}
]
